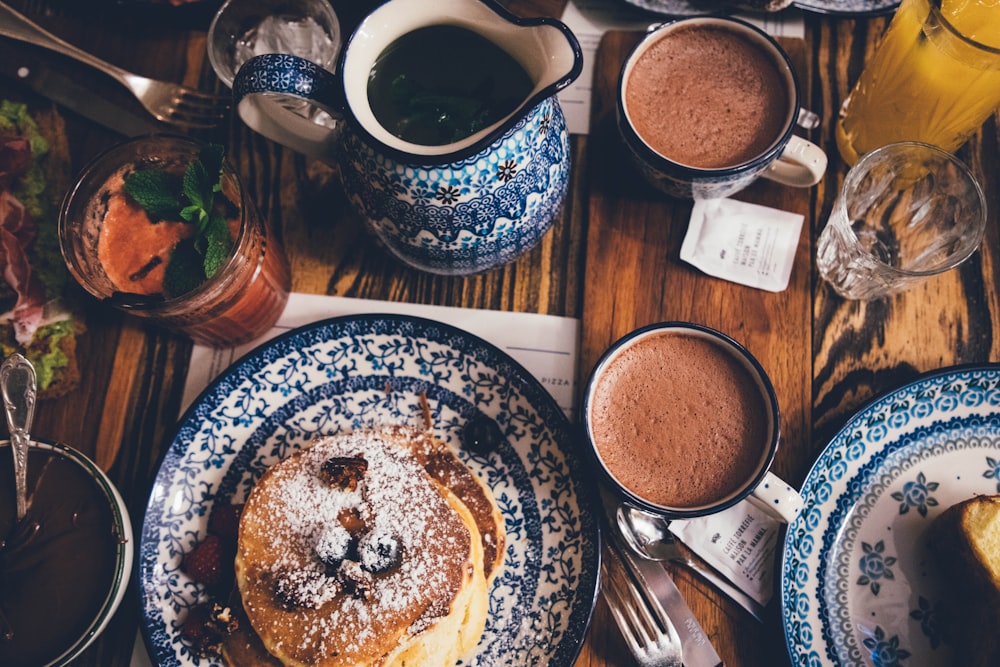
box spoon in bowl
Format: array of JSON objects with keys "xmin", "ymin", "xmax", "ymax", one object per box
[
  {"xmin": 615, "ymin": 502, "xmax": 766, "ymax": 621},
  {"xmin": 1, "ymin": 353, "xmax": 37, "ymax": 522}
]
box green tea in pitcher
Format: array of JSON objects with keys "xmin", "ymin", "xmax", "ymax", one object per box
[{"xmin": 367, "ymin": 24, "xmax": 534, "ymax": 146}]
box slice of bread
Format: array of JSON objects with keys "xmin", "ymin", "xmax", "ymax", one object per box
[
  {"xmin": 0, "ymin": 101, "xmax": 85, "ymax": 399},
  {"xmin": 927, "ymin": 494, "xmax": 1000, "ymax": 667}
]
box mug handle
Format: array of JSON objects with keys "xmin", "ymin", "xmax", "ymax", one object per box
[
  {"xmin": 232, "ymin": 53, "xmax": 346, "ymax": 163},
  {"xmin": 745, "ymin": 471, "xmax": 804, "ymax": 524},
  {"xmin": 761, "ymin": 135, "xmax": 828, "ymax": 188}
]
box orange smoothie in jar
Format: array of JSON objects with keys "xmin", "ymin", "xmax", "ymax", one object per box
[{"xmin": 96, "ymin": 170, "xmax": 199, "ymax": 297}]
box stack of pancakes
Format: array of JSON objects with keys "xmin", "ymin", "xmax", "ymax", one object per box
[{"xmin": 224, "ymin": 426, "xmax": 506, "ymax": 666}]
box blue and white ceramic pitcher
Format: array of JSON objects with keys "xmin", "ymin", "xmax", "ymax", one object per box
[{"xmin": 232, "ymin": 0, "xmax": 582, "ymax": 275}]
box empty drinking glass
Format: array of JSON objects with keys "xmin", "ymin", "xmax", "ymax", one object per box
[
  {"xmin": 209, "ymin": 0, "xmax": 342, "ymax": 131},
  {"xmin": 817, "ymin": 142, "xmax": 987, "ymax": 300},
  {"xmin": 208, "ymin": 0, "xmax": 342, "ymax": 87}
]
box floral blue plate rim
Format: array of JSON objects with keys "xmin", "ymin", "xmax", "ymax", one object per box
[
  {"xmin": 780, "ymin": 363, "xmax": 1000, "ymax": 667},
  {"xmin": 137, "ymin": 313, "xmax": 601, "ymax": 666},
  {"xmin": 618, "ymin": 0, "xmax": 898, "ymax": 18},
  {"xmin": 789, "ymin": 0, "xmax": 898, "ymax": 16}
]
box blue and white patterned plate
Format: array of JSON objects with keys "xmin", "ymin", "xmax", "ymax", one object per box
[
  {"xmin": 618, "ymin": 0, "xmax": 738, "ymax": 17},
  {"xmin": 619, "ymin": 0, "xmax": 898, "ymax": 17},
  {"xmin": 789, "ymin": 0, "xmax": 898, "ymax": 16},
  {"xmin": 138, "ymin": 314, "xmax": 601, "ymax": 666},
  {"xmin": 781, "ymin": 364, "xmax": 1000, "ymax": 667}
]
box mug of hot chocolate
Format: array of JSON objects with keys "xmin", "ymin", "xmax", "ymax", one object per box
[
  {"xmin": 617, "ymin": 16, "xmax": 827, "ymax": 200},
  {"xmin": 582, "ymin": 322, "xmax": 803, "ymax": 524}
]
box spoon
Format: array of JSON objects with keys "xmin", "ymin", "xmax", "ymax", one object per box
[
  {"xmin": 1, "ymin": 353, "xmax": 37, "ymax": 522},
  {"xmin": 615, "ymin": 502, "xmax": 766, "ymax": 622}
]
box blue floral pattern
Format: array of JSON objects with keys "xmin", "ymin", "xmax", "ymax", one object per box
[
  {"xmin": 857, "ymin": 541, "xmax": 896, "ymax": 595},
  {"xmin": 339, "ymin": 97, "xmax": 570, "ymax": 275},
  {"xmin": 863, "ymin": 626, "xmax": 911, "ymax": 667},
  {"xmin": 909, "ymin": 596, "xmax": 946, "ymax": 649},
  {"xmin": 985, "ymin": 456, "xmax": 1000, "ymax": 491},
  {"xmin": 781, "ymin": 365, "xmax": 1000, "ymax": 667},
  {"xmin": 619, "ymin": 0, "xmax": 898, "ymax": 16},
  {"xmin": 891, "ymin": 472, "xmax": 939, "ymax": 517},
  {"xmin": 138, "ymin": 315, "xmax": 600, "ymax": 666}
]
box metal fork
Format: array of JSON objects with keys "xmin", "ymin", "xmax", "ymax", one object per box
[
  {"xmin": 0, "ymin": 1, "xmax": 230, "ymax": 130},
  {"xmin": 601, "ymin": 540, "xmax": 684, "ymax": 667}
]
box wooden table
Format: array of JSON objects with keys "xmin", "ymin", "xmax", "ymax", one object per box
[{"xmin": 1, "ymin": 0, "xmax": 997, "ymax": 665}]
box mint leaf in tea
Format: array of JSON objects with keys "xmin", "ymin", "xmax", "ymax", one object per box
[{"xmin": 367, "ymin": 25, "xmax": 533, "ymax": 146}]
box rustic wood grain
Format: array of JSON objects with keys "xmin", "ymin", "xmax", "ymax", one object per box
[{"xmin": 576, "ymin": 29, "xmax": 814, "ymax": 667}]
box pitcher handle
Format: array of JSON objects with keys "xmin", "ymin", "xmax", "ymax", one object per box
[{"xmin": 232, "ymin": 53, "xmax": 347, "ymax": 163}]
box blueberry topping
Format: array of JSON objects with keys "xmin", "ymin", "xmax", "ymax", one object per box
[
  {"xmin": 461, "ymin": 414, "xmax": 504, "ymax": 454},
  {"xmin": 358, "ymin": 530, "xmax": 401, "ymax": 573},
  {"xmin": 315, "ymin": 524, "xmax": 353, "ymax": 570}
]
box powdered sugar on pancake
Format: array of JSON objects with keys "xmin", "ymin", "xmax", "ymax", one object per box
[{"xmin": 236, "ymin": 429, "xmax": 476, "ymax": 664}]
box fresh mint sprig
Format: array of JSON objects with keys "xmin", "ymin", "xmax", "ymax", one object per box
[{"xmin": 123, "ymin": 144, "xmax": 235, "ymax": 298}]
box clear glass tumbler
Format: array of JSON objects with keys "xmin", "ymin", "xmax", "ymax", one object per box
[
  {"xmin": 208, "ymin": 0, "xmax": 342, "ymax": 130},
  {"xmin": 836, "ymin": 0, "xmax": 1000, "ymax": 165},
  {"xmin": 59, "ymin": 134, "xmax": 291, "ymax": 347},
  {"xmin": 207, "ymin": 0, "xmax": 341, "ymax": 87},
  {"xmin": 816, "ymin": 142, "xmax": 986, "ymax": 300}
]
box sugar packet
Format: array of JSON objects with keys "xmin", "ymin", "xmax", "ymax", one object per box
[
  {"xmin": 669, "ymin": 497, "xmax": 783, "ymax": 611},
  {"xmin": 680, "ymin": 198, "xmax": 804, "ymax": 292}
]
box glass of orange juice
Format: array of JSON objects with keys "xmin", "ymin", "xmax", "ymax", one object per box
[{"xmin": 836, "ymin": 0, "xmax": 1000, "ymax": 165}]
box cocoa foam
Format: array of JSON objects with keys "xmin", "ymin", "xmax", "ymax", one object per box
[
  {"xmin": 624, "ymin": 25, "xmax": 789, "ymax": 169},
  {"xmin": 588, "ymin": 331, "xmax": 769, "ymax": 508}
]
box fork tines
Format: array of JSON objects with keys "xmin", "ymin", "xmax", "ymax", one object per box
[
  {"xmin": 161, "ymin": 90, "xmax": 231, "ymax": 130},
  {"xmin": 601, "ymin": 543, "xmax": 683, "ymax": 667}
]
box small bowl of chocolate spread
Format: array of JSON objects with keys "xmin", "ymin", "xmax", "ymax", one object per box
[{"xmin": 0, "ymin": 437, "xmax": 133, "ymax": 667}]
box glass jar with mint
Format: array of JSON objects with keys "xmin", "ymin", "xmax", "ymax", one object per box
[{"xmin": 59, "ymin": 134, "xmax": 290, "ymax": 347}]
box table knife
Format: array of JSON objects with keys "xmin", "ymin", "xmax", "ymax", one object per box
[
  {"xmin": 0, "ymin": 41, "xmax": 165, "ymax": 137},
  {"xmin": 612, "ymin": 529, "xmax": 726, "ymax": 667}
]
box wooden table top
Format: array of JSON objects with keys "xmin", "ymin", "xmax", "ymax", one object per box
[{"xmin": 1, "ymin": 0, "xmax": 998, "ymax": 665}]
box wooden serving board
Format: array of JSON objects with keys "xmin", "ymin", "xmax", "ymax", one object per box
[
  {"xmin": 581, "ymin": 31, "xmax": 814, "ymax": 477},
  {"xmin": 579, "ymin": 31, "xmax": 815, "ymax": 667}
]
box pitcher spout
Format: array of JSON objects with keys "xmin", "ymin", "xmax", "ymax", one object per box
[
  {"xmin": 482, "ymin": 1, "xmax": 584, "ymax": 101},
  {"xmin": 233, "ymin": 0, "xmax": 583, "ymax": 166}
]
